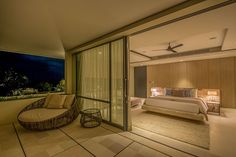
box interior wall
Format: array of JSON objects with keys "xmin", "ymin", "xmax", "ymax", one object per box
[
  {"xmin": 147, "ymin": 57, "xmax": 236, "ymax": 108},
  {"xmin": 129, "ymin": 67, "xmax": 134, "ymax": 97},
  {"xmin": 0, "ymin": 98, "xmax": 42, "ymax": 125},
  {"xmin": 134, "ymin": 66, "xmax": 147, "ymax": 98}
]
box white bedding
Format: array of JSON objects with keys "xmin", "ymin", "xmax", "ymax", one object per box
[{"xmin": 144, "ymin": 96, "xmax": 208, "ymax": 115}]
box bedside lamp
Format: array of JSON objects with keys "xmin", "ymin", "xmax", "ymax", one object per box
[
  {"xmin": 151, "ymin": 88, "xmax": 158, "ymax": 97},
  {"xmin": 207, "ymin": 90, "xmax": 218, "ymax": 101}
]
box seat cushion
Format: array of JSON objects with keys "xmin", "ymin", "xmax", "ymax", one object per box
[
  {"xmin": 18, "ymin": 108, "xmax": 68, "ymax": 122},
  {"xmin": 47, "ymin": 94, "xmax": 67, "ymax": 109},
  {"xmin": 44, "ymin": 94, "xmax": 54, "ymax": 107},
  {"xmin": 63, "ymin": 95, "xmax": 75, "ymax": 109}
]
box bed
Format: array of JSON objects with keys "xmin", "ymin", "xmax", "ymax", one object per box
[
  {"xmin": 142, "ymin": 88, "xmax": 209, "ymax": 121},
  {"xmin": 130, "ymin": 97, "xmax": 143, "ymax": 107}
]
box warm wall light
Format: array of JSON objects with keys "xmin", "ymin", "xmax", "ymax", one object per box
[
  {"xmin": 151, "ymin": 88, "xmax": 157, "ymax": 92},
  {"xmin": 207, "ymin": 91, "xmax": 217, "ymax": 96}
]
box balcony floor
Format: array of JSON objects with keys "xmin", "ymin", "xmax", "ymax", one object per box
[{"xmin": 1, "ymin": 108, "xmax": 236, "ymax": 157}]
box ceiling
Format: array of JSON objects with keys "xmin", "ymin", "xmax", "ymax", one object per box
[
  {"xmin": 0, "ymin": 0, "xmax": 185, "ymax": 59},
  {"xmin": 130, "ymin": 3, "xmax": 236, "ymax": 65}
]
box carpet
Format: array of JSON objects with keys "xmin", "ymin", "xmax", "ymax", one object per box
[{"xmin": 132, "ymin": 109, "xmax": 210, "ymax": 149}]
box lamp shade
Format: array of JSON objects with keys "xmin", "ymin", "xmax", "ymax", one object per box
[
  {"xmin": 207, "ymin": 91, "xmax": 217, "ymax": 96},
  {"xmin": 151, "ymin": 88, "xmax": 157, "ymax": 92}
]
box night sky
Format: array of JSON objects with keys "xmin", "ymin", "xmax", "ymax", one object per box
[{"xmin": 0, "ymin": 51, "xmax": 64, "ymax": 87}]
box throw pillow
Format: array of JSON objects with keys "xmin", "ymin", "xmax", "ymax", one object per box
[{"xmin": 47, "ymin": 94, "xmax": 67, "ymax": 109}]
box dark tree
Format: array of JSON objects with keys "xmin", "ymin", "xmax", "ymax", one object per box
[
  {"xmin": 37, "ymin": 82, "xmax": 52, "ymax": 92},
  {"xmin": 0, "ymin": 67, "xmax": 29, "ymax": 96}
]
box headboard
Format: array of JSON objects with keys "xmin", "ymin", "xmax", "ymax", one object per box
[{"xmin": 151, "ymin": 87, "xmax": 220, "ymax": 103}]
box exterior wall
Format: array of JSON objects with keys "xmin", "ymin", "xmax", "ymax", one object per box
[
  {"xmin": 147, "ymin": 57, "xmax": 236, "ymax": 108},
  {"xmin": 0, "ymin": 98, "xmax": 42, "ymax": 125}
]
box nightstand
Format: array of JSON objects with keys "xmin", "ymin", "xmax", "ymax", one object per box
[{"xmin": 206, "ymin": 101, "xmax": 220, "ymax": 115}]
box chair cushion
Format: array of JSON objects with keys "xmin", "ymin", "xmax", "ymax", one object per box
[
  {"xmin": 47, "ymin": 94, "xmax": 67, "ymax": 109},
  {"xmin": 44, "ymin": 94, "xmax": 54, "ymax": 107},
  {"xmin": 18, "ymin": 108, "xmax": 68, "ymax": 122},
  {"xmin": 63, "ymin": 95, "xmax": 75, "ymax": 109}
]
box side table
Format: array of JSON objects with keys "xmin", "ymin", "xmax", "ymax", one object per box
[
  {"xmin": 206, "ymin": 101, "xmax": 220, "ymax": 115},
  {"xmin": 80, "ymin": 108, "xmax": 102, "ymax": 128}
]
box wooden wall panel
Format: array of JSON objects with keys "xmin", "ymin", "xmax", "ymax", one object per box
[
  {"xmin": 146, "ymin": 65, "xmax": 157, "ymax": 97},
  {"xmin": 235, "ymin": 57, "xmax": 236, "ymax": 108},
  {"xmin": 186, "ymin": 61, "xmax": 198, "ymax": 88},
  {"xmin": 146, "ymin": 57, "xmax": 236, "ymax": 108},
  {"xmin": 156, "ymin": 64, "xmax": 171, "ymax": 87},
  {"xmin": 220, "ymin": 57, "xmax": 235, "ymax": 108},
  {"xmin": 208, "ymin": 59, "xmax": 220, "ymax": 89},
  {"xmin": 196, "ymin": 60, "xmax": 209, "ymax": 88},
  {"xmin": 171, "ymin": 62, "xmax": 187, "ymax": 88}
]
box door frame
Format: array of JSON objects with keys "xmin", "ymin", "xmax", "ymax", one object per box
[{"xmin": 74, "ymin": 36, "xmax": 129, "ymax": 130}]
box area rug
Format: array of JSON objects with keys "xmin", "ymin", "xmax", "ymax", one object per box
[{"xmin": 132, "ymin": 109, "xmax": 210, "ymax": 149}]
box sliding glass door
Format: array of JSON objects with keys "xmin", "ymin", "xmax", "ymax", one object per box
[
  {"xmin": 76, "ymin": 44, "xmax": 110, "ymax": 120},
  {"xmin": 76, "ymin": 38, "xmax": 128, "ymax": 129}
]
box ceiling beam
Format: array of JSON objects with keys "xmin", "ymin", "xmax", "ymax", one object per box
[
  {"xmin": 151, "ymin": 46, "xmax": 222, "ymax": 60},
  {"xmin": 130, "ymin": 50, "xmax": 152, "ymax": 59},
  {"xmin": 131, "ymin": 46, "xmax": 227, "ymax": 65}
]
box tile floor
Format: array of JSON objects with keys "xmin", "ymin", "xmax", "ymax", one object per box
[{"xmin": 0, "ymin": 108, "xmax": 236, "ymax": 157}]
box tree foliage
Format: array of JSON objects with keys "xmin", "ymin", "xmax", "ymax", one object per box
[
  {"xmin": 37, "ymin": 82, "xmax": 52, "ymax": 92},
  {"xmin": 0, "ymin": 67, "xmax": 29, "ymax": 96},
  {"xmin": 56, "ymin": 79, "xmax": 65, "ymax": 92}
]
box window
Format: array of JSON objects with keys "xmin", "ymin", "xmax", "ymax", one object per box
[{"xmin": 0, "ymin": 51, "xmax": 64, "ymax": 101}]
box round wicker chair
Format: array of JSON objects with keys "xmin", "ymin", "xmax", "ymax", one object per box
[{"xmin": 17, "ymin": 97, "xmax": 79, "ymax": 131}]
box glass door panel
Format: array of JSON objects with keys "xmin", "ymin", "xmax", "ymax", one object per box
[
  {"xmin": 76, "ymin": 44, "xmax": 110, "ymax": 121},
  {"xmin": 111, "ymin": 39, "xmax": 124, "ymax": 126},
  {"xmin": 76, "ymin": 37, "xmax": 128, "ymax": 129},
  {"xmin": 77, "ymin": 44, "xmax": 109, "ymax": 101}
]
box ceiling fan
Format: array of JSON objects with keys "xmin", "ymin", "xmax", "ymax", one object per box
[{"xmin": 152, "ymin": 42, "xmax": 183, "ymax": 53}]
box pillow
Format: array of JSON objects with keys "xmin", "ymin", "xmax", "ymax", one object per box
[
  {"xmin": 165, "ymin": 88, "xmax": 172, "ymax": 96},
  {"xmin": 190, "ymin": 89, "xmax": 197, "ymax": 98},
  {"xmin": 47, "ymin": 94, "xmax": 67, "ymax": 109},
  {"xmin": 164, "ymin": 88, "xmax": 197, "ymax": 97},
  {"xmin": 63, "ymin": 95, "xmax": 75, "ymax": 109},
  {"xmin": 44, "ymin": 94, "xmax": 54, "ymax": 107}
]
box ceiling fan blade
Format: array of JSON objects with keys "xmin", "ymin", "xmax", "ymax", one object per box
[
  {"xmin": 170, "ymin": 49, "xmax": 177, "ymax": 53},
  {"xmin": 172, "ymin": 44, "xmax": 183, "ymax": 49}
]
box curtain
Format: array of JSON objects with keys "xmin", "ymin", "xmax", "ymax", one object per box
[
  {"xmin": 76, "ymin": 39, "xmax": 125, "ymax": 126},
  {"xmin": 111, "ymin": 39, "xmax": 124, "ymax": 125},
  {"xmin": 76, "ymin": 44, "xmax": 110, "ymax": 120}
]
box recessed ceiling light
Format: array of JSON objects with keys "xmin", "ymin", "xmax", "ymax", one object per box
[{"xmin": 98, "ymin": 51, "xmax": 102, "ymax": 55}]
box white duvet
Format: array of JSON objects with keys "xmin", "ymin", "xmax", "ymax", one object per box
[{"xmin": 144, "ymin": 96, "xmax": 208, "ymax": 115}]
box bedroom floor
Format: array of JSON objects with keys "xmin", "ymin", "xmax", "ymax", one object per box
[{"xmin": 131, "ymin": 107, "xmax": 236, "ymax": 157}]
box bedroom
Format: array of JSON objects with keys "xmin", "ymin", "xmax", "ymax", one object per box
[{"xmin": 129, "ymin": 2, "xmax": 236, "ymax": 157}]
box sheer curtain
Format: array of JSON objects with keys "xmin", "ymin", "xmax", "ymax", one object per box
[
  {"xmin": 76, "ymin": 39, "xmax": 126, "ymax": 126},
  {"xmin": 111, "ymin": 39, "xmax": 124, "ymax": 126},
  {"xmin": 76, "ymin": 44, "xmax": 110, "ymax": 120}
]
